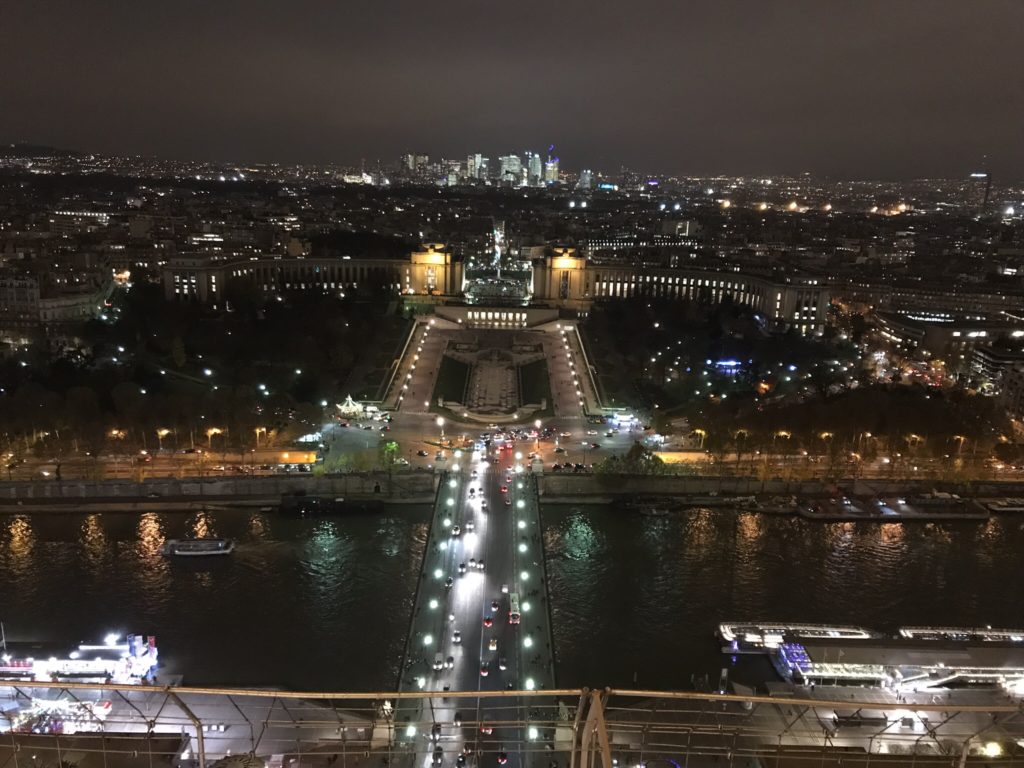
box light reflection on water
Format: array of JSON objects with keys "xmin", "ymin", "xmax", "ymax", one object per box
[
  {"xmin": 4, "ymin": 502, "xmax": 1020, "ymax": 693},
  {"xmin": 0, "ymin": 506, "xmax": 431, "ymax": 691},
  {"xmin": 543, "ymin": 503, "xmax": 1024, "ymax": 691}
]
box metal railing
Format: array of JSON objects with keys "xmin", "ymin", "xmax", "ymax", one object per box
[{"xmin": 2, "ymin": 683, "xmax": 1023, "ymax": 768}]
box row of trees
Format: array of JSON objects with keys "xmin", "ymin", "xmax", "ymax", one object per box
[
  {"xmin": 681, "ymin": 385, "xmax": 1006, "ymax": 460},
  {"xmin": 0, "ymin": 382, "xmax": 325, "ymax": 464}
]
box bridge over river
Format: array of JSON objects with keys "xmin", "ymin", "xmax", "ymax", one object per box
[{"xmin": 2, "ymin": 459, "xmax": 1023, "ymax": 768}]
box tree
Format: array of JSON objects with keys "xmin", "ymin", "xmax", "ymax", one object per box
[
  {"xmin": 595, "ymin": 441, "xmax": 665, "ymax": 475},
  {"xmin": 379, "ymin": 440, "xmax": 401, "ymax": 474}
]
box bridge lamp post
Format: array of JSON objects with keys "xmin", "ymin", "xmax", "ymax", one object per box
[{"xmin": 436, "ymin": 416, "xmax": 445, "ymax": 446}]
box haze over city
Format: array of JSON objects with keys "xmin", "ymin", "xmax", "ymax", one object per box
[{"xmin": 4, "ymin": 0, "xmax": 1024, "ymax": 178}]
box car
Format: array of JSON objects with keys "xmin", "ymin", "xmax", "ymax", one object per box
[
  {"xmin": 146, "ymin": 491, "xmax": 161, "ymax": 498},
  {"xmin": 471, "ymin": 470, "xmax": 478, "ymax": 479},
  {"xmin": 469, "ymin": 558, "xmax": 477, "ymax": 569},
  {"xmin": 477, "ymin": 560, "xmax": 485, "ymax": 570},
  {"xmin": 504, "ymin": 498, "xmax": 511, "ymax": 506},
  {"xmin": 483, "ymin": 617, "xmax": 493, "ymax": 628},
  {"xmin": 432, "ymin": 750, "xmax": 444, "ymax": 766},
  {"xmin": 459, "ymin": 562, "xmax": 467, "ymax": 574},
  {"xmin": 469, "ymin": 487, "xmax": 475, "ymax": 496},
  {"xmin": 505, "ymin": 682, "xmax": 513, "ymax": 690},
  {"xmin": 560, "ymin": 431, "xmax": 572, "ymax": 438},
  {"xmin": 431, "ymin": 723, "xmax": 442, "ymax": 741},
  {"xmin": 466, "ymin": 520, "xmax": 475, "ymax": 532},
  {"xmin": 456, "ymin": 756, "xmax": 466, "ymax": 768},
  {"xmin": 453, "ymin": 630, "xmax": 462, "ymax": 644},
  {"xmin": 505, "ymin": 475, "xmax": 512, "ymax": 483},
  {"xmin": 499, "ymin": 485, "xmax": 508, "ymax": 493},
  {"xmin": 480, "ymin": 662, "xmax": 489, "ymax": 677},
  {"xmin": 490, "ymin": 600, "xmax": 499, "ymax": 612},
  {"xmin": 591, "ymin": 443, "xmax": 601, "ymax": 449},
  {"xmin": 454, "ymin": 712, "xmax": 463, "ymax": 727},
  {"xmin": 445, "ymin": 577, "xmax": 454, "ymax": 589},
  {"xmin": 554, "ymin": 447, "xmax": 566, "ymax": 454},
  {"xmin": 417, "ymin": 450, "xmax": 429, "ymax": 457},
  {"xmin": 445, "ymin": 655, "xmax": 455, "ymax": 669},
  {"xmin": 481, "ymin": 499, "xmax": 488, "ymax": 509},
  {"xmin": 497, "ymin": 752, "xmax": 508, "ymax": 765},
  {"xmin": 451, "ymin": 525, "xmax": 461, "ymax": 536},
  {"xmin": 498, "ymin": 657, "xmax": 507, "ymax": 671},
  {"xmin": 480, "ymin": 724, "xmax": 493, "ymax": 735},
  {"xmin": 362, "ymin": 425, "xmax": 373, "ymax": 431},
  {"xmin": 489, "ymin": 638, "xmax": 498, "ymax": 651},
  {"xmin": 501, "ymin": 584, "xmax": 509, "ymax": 594},
  {"xmin": 587, "ymin": 430, "xmax": 598, "ymax": 436}
]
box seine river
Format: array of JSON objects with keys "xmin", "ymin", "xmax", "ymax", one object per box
[{"xmin": 1, "ymin": 505, "xmax": 1023, "ymax": 692}]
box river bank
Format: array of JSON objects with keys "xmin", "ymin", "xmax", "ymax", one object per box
[{"xmin": 4, "ymin": 470, "xmax": 1024, "ymax": 523}]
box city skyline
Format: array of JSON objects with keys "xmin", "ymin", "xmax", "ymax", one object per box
[{"xmin": 4, "ymin": 1, "xmax": 1023, "ymax": 180}]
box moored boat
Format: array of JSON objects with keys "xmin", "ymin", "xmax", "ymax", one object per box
[
  {"xmin": 986, "ymin": 498, "xmax": 1024, "ymax": 513},
  {"xmin": 162, "ymin": 538, "xmax": 234, "ymax": 556}
]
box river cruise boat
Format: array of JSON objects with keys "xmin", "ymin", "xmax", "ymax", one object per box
[
  {"xmin": 898, "ymin": 626, "xmax": 1024, "ymax": 643},
  {"xmin": 719, "ymin": 621, "xmax": 880, "ymax": 652},
  {"xmin": 0, "ymin": 633, "xmax": 159, "ymax": 684},
  {"xmin": 162, "ymin": 538, "xmax": 234, "ymax": 556},
  {"xmin": 986, "ymin": 498, "xmax": 1024, "ymax": 513}
]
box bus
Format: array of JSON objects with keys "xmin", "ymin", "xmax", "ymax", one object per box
[{"xmin": 508, "ymin": 593, "xmax": 521, "ymax": 625}]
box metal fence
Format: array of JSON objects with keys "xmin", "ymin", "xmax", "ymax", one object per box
[{"xmin": 1, "ymin": 683, "xmax": 1022, "ymax": 768}]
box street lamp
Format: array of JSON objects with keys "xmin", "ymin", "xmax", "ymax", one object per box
[
  {"xmin": 206, "ymin": 427, "xmax": 224, "ymax": 448},
  {"xmin": 155, "ymin": 428, "xmax": 171, "ymax": 451},
  {"xmin": 254, "ymin": 427, "xmax": 267, "ymax": 447},
  {"xmin": 693, "ymin": 428, "xmax": 706, "ymax": 449},
  {"xmin": 436, "ymin": 416, "xmax": 445, "ymax": 445}
]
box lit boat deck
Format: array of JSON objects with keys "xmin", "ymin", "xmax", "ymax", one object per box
[
  {"xmin": 719, "ymin": 622, "xmax": 879, "ymax": 652},
  {"xmin": 899, "ymin": 626, "xmax": 1024, "ymax": 643}
]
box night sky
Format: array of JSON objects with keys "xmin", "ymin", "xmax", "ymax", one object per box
[{"xmin": 5, "ymin": 0, "xmax": 1023, "ymax": 179}]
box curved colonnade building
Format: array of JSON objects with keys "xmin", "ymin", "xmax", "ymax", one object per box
[{"xmin": 162, "ymin": 243, "xmax": 830, "ymax": 336}]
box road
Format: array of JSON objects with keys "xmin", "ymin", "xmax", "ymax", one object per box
[{"xmin": 397, "ymin": 449, "xmax": 555, "ymax": 768}]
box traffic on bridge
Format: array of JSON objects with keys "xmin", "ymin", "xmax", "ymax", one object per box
[{"xmin": 398, "ymin": 442, "xmax": 555, "ymax": 768}]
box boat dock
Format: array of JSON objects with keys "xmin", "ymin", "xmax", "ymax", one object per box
[{"xmin": 797, "ymin": 494, "xmax": 989, "ymax": 522}]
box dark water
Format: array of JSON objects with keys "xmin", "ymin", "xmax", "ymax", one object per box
[
  {"xmin": 2, "ymin": 505, "xmax": 1024, "ymax": 692},
  {"xmin": 0, "ymin": 508, "xmax": 430, "ymax": 691},
  {"xmin": 542, "ymin": 506, "xmax": 1024, "ymax": 691}
]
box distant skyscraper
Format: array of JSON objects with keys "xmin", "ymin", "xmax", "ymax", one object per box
[
  {"xmin": 403, "ymin": 153, "xmax": 429, "ymax": 173},
  {"xmin": 478, "ymin": 157, "xmax": 490, "ymax": 179},
  {"xmin": 968, "ymin": 171, "xmax": 992, "ymax": 215},
  {"xmin": 499, "ymin": 155, "xmax": 522, "ymax": 184},
  {"xmin": 544, "ymin": 157, "xmax": 559, "ymax": 184},
  {"xmin": 527, "ymin": 152, "xmax": 543, "ymax": 187},
  {"xmin": 466, "ymin": 153, "xmax": 483, "ymax": 180},
  {"xmin": 577, "ymin": 169, "xmax": 593, "ymax": 190}
]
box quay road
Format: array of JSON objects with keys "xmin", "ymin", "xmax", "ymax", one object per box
[{"xmin": 397, "ymin": 448, "xmax": 556, "ymax": 768}]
